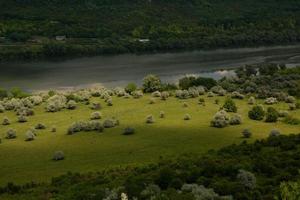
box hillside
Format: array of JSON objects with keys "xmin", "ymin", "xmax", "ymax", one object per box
[{"xmin": 0, "ymin": 0, "xmax": 300, "ymax": 60}]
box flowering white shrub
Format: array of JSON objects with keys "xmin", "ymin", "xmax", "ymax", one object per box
[{"xmin": 211, "ymin": 110, "xmax": 230, "ymax": 128}]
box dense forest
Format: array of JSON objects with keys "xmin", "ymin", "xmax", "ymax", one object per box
[{"xmin": 0, "ymin": 0, "xmax": 300, "ymax": 61}]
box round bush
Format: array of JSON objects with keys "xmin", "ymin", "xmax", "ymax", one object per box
[
  {"xmin": 265, "ymin": 107, "xmax": 279, "ymax": 123},
  {"xmin": 0, "ymin": 104, "xmax": 4, "ymax": 113},
  {"xmin": 53, "ymin": 151, "xmax": 64, "ymax": 161},
  {"xmin": 159, "ymin": 111, "xmax": 165, "ymax": 118},
  {"xmin": 25, "ymin": 130, "xmax": 35, "ymax": 141},
  {"xmin": 184, "ymin": 114, "xmax": 191, "ymax": 120},
  {"xmin": 160, "ymin": 91, "xmax": 169, "ymax": 100},
  {"xmin": 265, "ymin": 97, "xmax": 278, "ymax": 105},
  {"xmin": 248, "ymin": 105, "xmax": 265, "ymax": 121},
  {"xmin": 66, "ymin": 100, "xmax": 77, "ymax": 110},
  {"xmin": 207, "ymin": 92, "xmax": 214, "ymax": 97},
  {"xmin": 242, "ymin": 129, "xmax": 252, "ymax": 138},
  {"xmin": 183, "ymin": 102, "xmax": 188, "ymax": 107},
  {"xmin": 132, "ymin": 91, "xmax": 144, "ymax": 99},
  {"xmin": 16, "ymin": 107, "xmax": 34, "ymax": 116},
  {"xmin": 149, "ymin": 98, "xmax": 156, "ymax": 104},
  {"xmin": 269, "ymin": 129, "xmax": 281, "ymax": 137},
  {"xmin": 90, "ymin": 112, "xmax": 102, "ymax": 120},
  {"xmin": 107, "ymin": 99, "xmax": 113, "ymax": 106},
  {"xmin": 6, "ymin": 129, "xmax": 17, "ymax": 139},
  {"xmin": 237, "ymin": 169, "xmax": 256, "ymax": 190},
  {"xmin": 211, "ymin": 110, "xmax": 230, "ymax": 128},
  {"xmin": 215, "ymin": 99, "xmax": 220, "ymax": 105},
  {"xmin": 288, "ymin": 103, "xmax": 297, "ymax": 111},
  {"xmin": 143, "ymin": 75, "xmax": 162, "ymax": 93},
  {"xmin": 18, "ymin": 115, "xmax": 28, "ymax": 123},
  {"xmin": 222, "ymin": 98, "xmax": 237, "ymax": 113},
  {"xmin": 146, "ymin": 115, "xmax": 155, "ymax": 124},
  {"xmin": 278, "ymin": 110, "xmax": 289, "ymax": 118},
  {"xmin": 125, "ymin": 83, "xmax": 137, "ymax": 94},
  {"xmin": 285, "ymin": 96, "xmax": 296, "ymax": 103},
  {"xmin": 35, "ymin": 123, "xmax": 46, "ymax": 130},
  {"xmin": 51, "ymin": 126, "xmax": 57, "ymax": 132},
  {"xmin": 2, "ymin": 117, "xmax": 10, "ymax": 125},
  {"xmin": 103, "ymin": 119, "xmax": 115, "ymax": 128},
  {"xmin": 248, "ymin": 97, "xmax": 256, "ymax": 105},
  {"xmin": 152, "ymin": 91, "xmax": 161, "ymax": 97},
  {"xmin": 90, "ymin": 102, "xmax": 102, "ymax": 110},
  {"xmin": 231, "ymin": 91, "xmax": 245, "ymax": 99},
  {"xmin": 230, "ymin": 114, "xmax": 242, "ymax": 125},
  {"xmin": 123, "ymin": 127, "xmax": 135, "ymax": 135}
]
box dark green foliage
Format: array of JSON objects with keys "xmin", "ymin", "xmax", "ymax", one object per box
[
  {"xmin": 283, "ymin": 116, "xmax": 300, "ymax": 125},
  {"xmin": 0, "ymin": 88, "xmax": 8, "ymax": 99},
  {"xmin": 179, "ymin": 76, "xmax": 217, "ymax": 90},
  {"xmin": 222, "ymin": 98, "xmax": 237, "ymax": 113},
  {"xmin": 248, "ymin": 105, "xmax": 265, "ymax": 121},
  {"xmin": 2, "ymin": 1, "xmax": 299, "ymax": 61},
  {"xmin": 125, "ymin": 83, "xmax": 137, "ymax": 94},
  {"xmin": 265, "ymin": 107, "xmax": 279, "ymax": 123}
]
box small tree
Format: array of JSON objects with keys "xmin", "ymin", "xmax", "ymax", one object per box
[
  {"xmin": 25, "ymin": 130, "xmax": 35, "ymax": 141},
  {"xmin": 125, "ymin": 83, "xmax": 137, "ymax": 94},
  {"xmin": 6, "ymin": 129, "xmax": 17, "ymax": 139},
  {"xmin": 265, "ymin": 107, "xmax": 279, "ymax": 122},
  {"xmin": 146, "ymin": 115, "xmax": 155, "ymax": 124},
  {"xmin": 222, "ymin": 98, "xmax": 237, "ymax": 113},
  {"xmin": 237, "ymin": 169, "xmax": 256, "ymax": 190},
  {"xmin": 142, "ymin": 75, "xmax": 162, "ymax": 93},
  {"xmin": 248, "ymin": 105, "xmax": 265, "ymax": 120},
  {"xmin": 53, "ymin": 151, "xmax": 64, "ymax": 161},
  {"xmin": 2, "ymin": 117, "xmax": 10, "ymax": 125}
]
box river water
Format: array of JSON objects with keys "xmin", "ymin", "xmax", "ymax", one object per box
[{"xmin": 1, "ymin": 45, "xmax": 300, "ymax": 91}]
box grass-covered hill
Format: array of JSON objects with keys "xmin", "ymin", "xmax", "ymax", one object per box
[
  {"xmin": 0, "ymin": 64, "xmax": 299, "ymax": 188},
  {"xmin": 0, "ymin": 0, "xmax": 300, "ymax": 60}
]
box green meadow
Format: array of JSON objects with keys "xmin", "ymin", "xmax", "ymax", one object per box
[{"xmin": 0, "ymin": 95, "xmax": 299, "ymax": 186}]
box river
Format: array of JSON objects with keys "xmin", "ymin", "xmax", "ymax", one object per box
[{"xmin": 1, "ymin": 45, "xmax": 300, "ymax": 91}]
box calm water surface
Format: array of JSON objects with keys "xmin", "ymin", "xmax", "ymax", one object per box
[{"xmin": 1, "ymin": 45, "xmax": 300, "ymax": 91}]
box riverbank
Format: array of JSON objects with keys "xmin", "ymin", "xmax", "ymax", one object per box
[{"xmin": 1, "ymin": 45, "xmax": 300, "ymax": 91}]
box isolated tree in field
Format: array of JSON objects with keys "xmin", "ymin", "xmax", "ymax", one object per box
[
  {"xmin": 248, "ymin": 105, "xmax": 265, "ymax": 120},
  {"xmin": 143, "ymin": 75, "xmax": 162, "ymax": 93},
  {"xmin": 222, "ymin": 98, "xmax": 237, "ymax": 113},
  {"xmin": 265, "ymin": 107, "xmax": 279, "ymax": 122}
]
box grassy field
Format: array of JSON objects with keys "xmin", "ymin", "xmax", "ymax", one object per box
[{"xmin": 0, "ymin": 94, "xmax": 299, "ymax": 186}]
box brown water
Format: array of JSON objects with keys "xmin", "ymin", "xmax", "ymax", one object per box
[{"xmin": 0, "ymin": 45, "xmax": 300, "ymax": 91}]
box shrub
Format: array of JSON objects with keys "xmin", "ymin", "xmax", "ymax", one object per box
[
  {"xmin": 149, "ymin": 98, "xmax": 156, "ymax": 104},
  {"xmin": 2, "ymin": 117, "xmax": 10, "ymax": 125},
  {"xmin": 45, "ymin": 95, "xmax": 67, "ymax": 112},
  {"xmin": 103, "ymin": 119, "xmax": 116, "ymax": 128},
  {"xmin": 30, "ymin": 96, "xmax": 43, "ymax": 105},
  {"xmin": 242, "ymin": 129, "xmax": 252, "ymax": 138},
  {"xmin": 159, "ymin": 111, "xmax": 165, "ymax": 118},
  {"xmin": 183, "ymin": 102, "xmax": 188, "ymax": 107},
  {"xmin": 90, "ymin": 112, "xmax": 102, "ymax": 120},
  {"xmin": 248, "ymin": 96, "xmax": 256, "ymax": 105},
  {"xmin": 289, "ymin": 103, "xmax": 297, "ymax": 111},
  {"xmin": 184, "ymin": 114, "xmax": 191, "ymax": 120},
  {"xmin": 152, "ymin": 91, "xmax": 161, "ymax": 97},
  {"xmin": 0, "ymin": 104, "xmax": 5, "ymax": 113},
  {"xmin": 6, "ymin": 129, "xmax": 16, "ymax": 139},
  {"xmin": 269, "ymin": 129, "xmax": 281, "ymax": 137},
  {"xmin": 222, "ymin": 98, "xmax": 237, "ymax": 113},
  {"xmin": 16, "ymin": 107, "xmax": 34, "ymax": 116},
  {"xmin": 278, "ymin": 110, "xmax": 289, "ymax": 118},
  {"xmin": 231, "ymin": 91, "xmax": 245, "ymax": 99},
  {"xmin": 198, "ymin": 98, "xmax": 205, "ymax": 104},
  {"xmin": 123, "ymin": 127, "xmax": 135, "ymax": 135},
  {"xmin": 248, "ymin": 105, "xmax": 265, "ymax": 120},
  {"xmin": 146, "ymin": 115, "xmax": 155, "ymax": 124},
  {"xmin": 215, "ymin": 99, "xmax": 219, "ymax": 105},
  {"xmin": 125, "ymin": 83, "xmax": 137, "ymax": 94},
  {"xmin": 237, "ymin": 169, "xmax": 256, "ymax": 190},
  {"xmin": 207, "ymin": 92, "xmax": 214, "ymax": 97},
  {"xmin": 265, "ymin": 107, "xmax": 279, "ymax": 123},
  {"xmin": 51, "ymin": 126, "xmax": 57, "ymax": 132},
  {"xmin": 175, "ymin": 90, "xmax": 189, "ymax": 99},
  {"xmin": 53, "ymin": 151, "xmax": 64, "ymax": 161},
  {"xmin": 132, "ymin": 91, "xmax": 143, "ymax": 99},
  {"xmin": 211, "ymin": 110, "xmax": 230, "ymax": 128},
  {"xmin": 143, "ymin": 75, "xmax": 162, "ymax": 93},
  {"xmin": 230, "ymin": 114, "xmax": 242, "ymax": 125},
  {"xmin": 66, "ymin": 100, "xmax": 77, "ymax": 110},
  {"xmin": 25, "ymin": 130, "xmax": 35, "ymax": 141},
  {"xmin": 160, "ymin": 91, "xmax": 169, "ymax": 100},
  {"xmin": 68, "ymin": 120, "xmax": 104, "ymax": 134},
  {"xmin": 18, "ymin": 115, "xmax": 28, "ymax": 123},
  {"xmin": 265, "ymin": 97, "xmax": 278, "ymax": 105},
  {"xmin": 90, "ymin": 102, "xmax": 101, "ymax": 110},
  {"xmin": 285, "ymin": 96, "xmax": 296, "ymax": 103},
  {"xmin": 35, "ymin": 123, "xmax": 46, "ymax": 130},
  {"xmin": 107, "ymin": 99, "xmax": 113, "ymax": 106}
]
